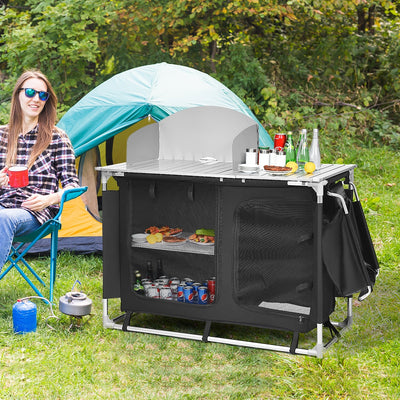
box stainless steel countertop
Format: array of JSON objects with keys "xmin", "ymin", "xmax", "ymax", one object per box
[{"xmin": 97, "ymin": 160, "xmax": 356, "ymax": 184}]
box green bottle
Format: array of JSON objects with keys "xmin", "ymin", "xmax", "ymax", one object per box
[
  {"xmin": 284, "ymin": 131, "xmax": 296, "ymax": 163},
  {"xmin": 133, "ymin": 270, "xmax": 145, "ymax": 295},
  {"xmin": 296, "ymin": 129, "xmax": 309, "ymax": 169}
]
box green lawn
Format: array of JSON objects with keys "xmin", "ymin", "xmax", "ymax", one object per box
[{"xmin": 0, "ymin": 146, "xmax": 399, "ymax": 399}]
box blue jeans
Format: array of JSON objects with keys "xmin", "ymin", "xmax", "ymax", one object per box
[{"xmin": 0, "ymin": 205, "xmax": 41, "ymax": 272}]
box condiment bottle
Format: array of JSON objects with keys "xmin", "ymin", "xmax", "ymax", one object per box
[
  {"xmin": 258, "ymin": 149, "xmax": 270, "ymax": 169},
  {"xmin": 276, "ymin": 150, "xmax": 286, "ymax": 167},
  {"xmin": 245, "ymin": 148, "xmax": 258, "ymax": 165}
]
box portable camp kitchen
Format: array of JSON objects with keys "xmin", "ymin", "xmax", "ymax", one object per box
[{"xmin": 99, "ymin": 106, "xmax": 378, "ymax": 358}]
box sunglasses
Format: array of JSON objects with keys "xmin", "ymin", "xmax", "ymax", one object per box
[{"xmin": 19, "ymin": 87, "xmax": 50, "ymax": 102}]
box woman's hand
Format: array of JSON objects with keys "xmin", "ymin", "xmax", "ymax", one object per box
[
  {"xmin": 21, "ymin": 193, "xmax": 52, "ymax": 211},
  {"xmin": 21, "ymin": 190, "xmax": 63, "ymax": 212},
  {"xmin": 0, "ymin": 167, "xmax": 9, "ymax": 188}
]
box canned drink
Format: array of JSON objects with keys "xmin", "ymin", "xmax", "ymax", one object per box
[
  {"xmin": 143, "ymin": 281, "xmax": 152, "ymax": 295},
  {"xmin": 207, "ymin": 278, "xmax": 216, "ymax": 303},
  {"xmin": 183, "ymin": 285, "xmax": 194, "ymax": 303},
  {"xmin": 183, "ymin": 278, "xmax": 194, "ymax": 286},
  {"xmin": 160, "ymin": 285, "xmax": 173, "ymax": 300},
  {"xmin": 198, "ymin": 286, "xmax": 208, "ymax": 305},
  {"xmin": 192, "ymin": 282, "xmax": 201, "ymax": 303},
  {"xmin": 170, "ymin": 282, "xmax": 179, "ymax": 295},
  {"xmin": 177, "ymin": 284, "xmax": 185, "ymax": 302},
  {"xmin": 274, "ymin": 133, "xmax": 286, "ymax": 151},
  {"xmin": 154, "ymin": 279, "xmax": 164, "ymax": 288},
  {"xmin": 147, "ymin": 284, "xmax": 159, "ymax": 299},
  {"xmin": 159, "ymin": 276, "xmax": 169, "ymax": 285},
  {"xmin": 169, "ymin": 277, "xmax": 180, "ymax": 284}
]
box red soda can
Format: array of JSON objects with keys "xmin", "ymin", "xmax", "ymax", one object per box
[
  {"xmin": 207, "ymin": 278, "xmax": 216, "ymax": 303},
  {"xmin": 177, "ymin": 284, "xmax": 185, "ymax": 302},
  {"xmin": 183, "ymin": 285, "xmax": 194, "ymax": 303},
  {"xmin": 274, "ymin": 133, "xmax": 286, "ymax": 150},
  {"xmin": 198, "ymin": 286, "xmax": 208, "ymax": 305}
]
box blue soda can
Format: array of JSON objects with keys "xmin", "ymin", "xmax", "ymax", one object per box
[
  {"xmin": 192, "ymin": 282, "xmax": 201, "ymax": 303},
  {"xmin": 183, "ymin": 278, "xmax": 194, "ymax": 286},
  {"xmin": 177, "ymin": 284, "xmax": 185, "ymax": 302},
  {"xmin": 198, "ymin": 286, "xmax": 208, "ymax": 304},
  {"xmin": 183, "ymin": 285, "xmax": 194, "ymax": 303}
]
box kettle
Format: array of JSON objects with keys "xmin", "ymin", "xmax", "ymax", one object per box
[{"xmin": 59, "ymin": 280, "xmax": 92, "ymax": 317}]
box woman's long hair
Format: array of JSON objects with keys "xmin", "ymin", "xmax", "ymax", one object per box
[{"xmin": 7, "ymin": 69, "xmax": 58, "ymax": 169}]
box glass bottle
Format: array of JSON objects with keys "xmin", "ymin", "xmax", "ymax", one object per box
[
  {"xmin": 284, "ymin": 131, "xmax": 296, "ymax": 163},
  {"xmin": 309, "ymin": 128, "xmax": 321, "ymax": 169},
  {"xmin": 133, "ymin": 270, "xmax": 145, "ymax": 295},
  {"xmin": 146, "ymin": 261, "xmax": 154, "ymax": 281},
  {"xmin": 156, "ymin": 259, "xmax": 164, "ymax": 279},
  {"xmin": 296, "ymin": 129, "xmax": 309, "ymax": 169}
]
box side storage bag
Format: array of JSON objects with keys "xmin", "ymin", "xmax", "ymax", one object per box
[{"xmin": 322, "ymin": 182, "xmax": 379, "ymax": 300}]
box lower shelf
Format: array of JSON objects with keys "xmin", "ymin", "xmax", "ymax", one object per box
[{"xmin": 102, "ymin": 298, "xmax": 353, "ymax": 358}]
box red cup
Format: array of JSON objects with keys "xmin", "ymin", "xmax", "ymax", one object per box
[
  {"xmin": 273, "ymin": 133, "xmax": 286, "ymax": 150},
  {"xmin": 7, "ymin": 166, "xmax": 29, "ymax": 188}
]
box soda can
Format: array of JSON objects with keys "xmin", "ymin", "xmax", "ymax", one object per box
[
  {"xmin": 183, "ymin": 278, "xmax": 194, "ymax": 286},
  {"xmin": 147, "ymin": 284, "xmax": 159, "ymax": 299},
  {"xmin": 273, "ymin": 132, "xmax": 286, "ymax": 151},
  {"xmin": 170, "ymin": 282, "xmax": 179, "ymax": 294},
  {"xmin": 160, "ymin": 285, "xmax": 173, "ymax": 300},
  {"xmin": 198, "ymin": 286, "xmax": 208, "ymax": 305},
  {"xmin": 183, "ymin": 285, "xmax": 194, "ymax": 303},
  {"xmin": 207, "ymin": 278, "xmax": 216, "ymax": 303},
  {"xmin": 143, "ymin": 281, "xmax": 152, "ymax": 295},
  {"xmin": 192, "ymin": 282, "xmax": 201, "ymax": 303},
  {"xmin": 159, "ymin": 276, "xmax": 169, "ymax": 285},
  {"xmin": 154, "ymin": 279, "xmax": 164, "ymax": 288},
  {"xmin": 177, "ymin": 284, "xmax": 185, "ymax": 302},
  {"xmin": 169, "ymin": 277, "xmax": 180, "ymax": 285},
  {"xmin": 141, "ymin": 278, "xmax": 151, "ymax": 284}
]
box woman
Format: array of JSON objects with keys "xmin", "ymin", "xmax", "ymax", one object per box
[{"xmin": 0, "ymin": 69, "xmax": 79, "ymax": 271}]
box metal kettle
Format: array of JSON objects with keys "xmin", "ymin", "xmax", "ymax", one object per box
[{"xmin": 59, "ymin": 280, "xmax": 92, "ymax": 317}]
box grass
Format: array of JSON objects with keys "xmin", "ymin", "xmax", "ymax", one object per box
[{"xmin": 0, "ymin": 144, "xmax": 399, "ymax": 399}]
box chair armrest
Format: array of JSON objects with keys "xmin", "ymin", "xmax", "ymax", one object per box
[{"xmin": 54, "ymin": 186, "xmax": 88, "ymax": 220}]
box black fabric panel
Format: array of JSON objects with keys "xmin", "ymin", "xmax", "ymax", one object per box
[{"xmin": 103, "ymin": 190, "xmax": 120, "ymax": 299}]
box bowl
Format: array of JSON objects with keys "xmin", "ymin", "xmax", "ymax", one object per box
[{"xmin": 131, "ymin": 233, "xmax": 148, "ymax": 243}]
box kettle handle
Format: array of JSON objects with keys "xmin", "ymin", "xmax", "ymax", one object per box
[{"xmin": 71, "ymin": 279, "xmax": 82, "ymax": 292}]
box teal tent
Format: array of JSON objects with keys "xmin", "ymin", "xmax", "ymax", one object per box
[{"xmin": 58, "ymin": 62, "xmax": 273, "ymax": 155}]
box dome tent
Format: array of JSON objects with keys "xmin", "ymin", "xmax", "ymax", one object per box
[{"xmin": 31, "ymin": 62, "xmax": 273, "ymax": 253}]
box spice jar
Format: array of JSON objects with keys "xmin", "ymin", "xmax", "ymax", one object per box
[
  {"xmin": 245, "ymin": 148, "xmax": 258, "ymax": 165},
  {"xmin": 258, "ymin": 149, "xmax": 271, "ymax": 169},
  {"xmin": 276, "ymin": 150, "xmax": 286, "ymax": 167}
]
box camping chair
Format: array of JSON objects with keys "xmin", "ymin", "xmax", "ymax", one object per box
[{"xmin": 0, "ymin": 186, "xmax": 88, "ymax": 303}]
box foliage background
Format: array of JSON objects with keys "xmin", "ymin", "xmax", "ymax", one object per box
[{"xmin": 1, "ymin": 0, "xmax": 400, "ymax": 149}]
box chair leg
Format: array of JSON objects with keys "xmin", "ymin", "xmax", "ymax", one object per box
[{"xmin": 49, "ymin": 230, "xmax": 59, "ymax": 303}]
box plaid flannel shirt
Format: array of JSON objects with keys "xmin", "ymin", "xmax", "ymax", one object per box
[{"xmin": 0, "ymin": 124, "xmax": 79, "ymax": 224}]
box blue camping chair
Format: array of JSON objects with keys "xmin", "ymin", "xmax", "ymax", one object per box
[{"xmin": 0, "ymin": 186, "xmax": 88, "ymax": 303}]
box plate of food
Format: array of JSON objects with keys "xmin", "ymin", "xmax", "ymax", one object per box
[
  {"xmin": 188, "ymin": 229, "xmax": 215, "ymax": 246},
  {"xmin": 162, "ymin": 236, "xmax": 187, "ymax": 245},
  {"xmin": 145, "ymin": 226, "xmax": 183, "ymax": 236},
  {"xmin": 263, "ymin": 165, "xmax": 292, "ymax": 175}
]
